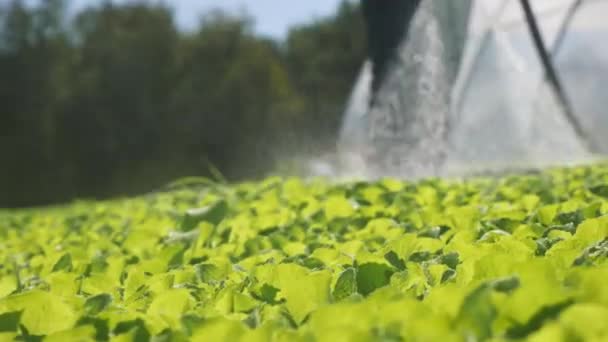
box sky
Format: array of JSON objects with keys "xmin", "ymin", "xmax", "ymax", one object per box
[{"xmin": 70, "ymin": 0, "xmax": 345, "ymax": 39}]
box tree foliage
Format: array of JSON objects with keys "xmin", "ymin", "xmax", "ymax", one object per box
[{"xmin": 0, "ymin": 0, "xmax": 366, "ymax": 206}]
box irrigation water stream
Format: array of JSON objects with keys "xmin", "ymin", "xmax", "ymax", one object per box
[{"xmin": 331, "ymin": 0, "xmax": 608, "ymax": 180}]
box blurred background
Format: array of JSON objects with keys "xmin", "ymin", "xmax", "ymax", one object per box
[
  {"xmin": 0, "ymin": 0, "xmax": 365, "ymax": 207},
  {"xmin": 2, "ymin": 0, "xmax": 607, "ymax": 207}
]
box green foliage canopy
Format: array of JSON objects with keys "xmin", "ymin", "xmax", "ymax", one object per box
[{"xmin": 1, "ymin": 164, "xmax": 608, "ymax": 340}]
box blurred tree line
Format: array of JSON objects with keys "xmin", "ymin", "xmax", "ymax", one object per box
[{"xmin": 0, "ymin": 0, "xmax": 366, "ymax": 207}]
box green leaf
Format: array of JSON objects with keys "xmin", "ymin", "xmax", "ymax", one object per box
[
  {"xmin": 439, "ymin": 252, "xmax": 460, "ymax": 269},
  {"xmin": 181, "ymin": 315, "xmax": 204, "ymax": 336},
  {"xmin": 356, "ymin": 263, "xmax": 394, "ymax": 296},
  {"xmin": 44, "ymin": 325, "xmax": 96, "ymax": 342},
  {"xmin": 384, "ymin": 251, "xmax": 406, "ymax": 271},
  {"xmin": 233, "ymin": 292, "xmax": 258, "ymax": 313},
  {"xmin": 195, "ymin": 263, "xmax": 225, "ymax": 284},
  {"xmin": 418, "ymin": 225, "xmax": 451, "ymax": 239},
  {"xmin": 257, "ymin": 263, "xmax": 332, "ymax": 324},
  {"xmin": 167, "ymin": 247, "xmax": 186, "ymax": 270},
  {"xmin": 506, "ymin": 299, "xmax": 574, "ymax": 339},
  {"xmin": 555, "ymin": 211, "xmax": 584, "ymax": 227},
  {"xmin": 542, "ymin": 223, "xmax": 577, "ymax": 238},
  {"xmin": 52, "ymin": 253, "xmax": 73, "ymax": 273},
  {"xmin": 180, "ymin": 200, "xmax": 228, "ymax": 232},
  {"xmin": 324, "ymin": 196, "xmax": 355, "ymax": 220},
  {"xmin": 409, "ymin": 251, "xmax": 433, "ymax": 263},
  {"xmin": 113, "ymin": 319, "xmax": 150, "ymax": 342},
  {"xmin": 535, "ymin": 237, "xmax": 563, "ymax": 256},
  {"xmin": 455, "ymin": 283, "xmax": 496, "ymax": 341},
  {"xmin": 17, "ymin": 324, "xmax": 43, "ymax": 342},
  {"xmin": 581, "ymin": 202, "xmax": 601, "ymax": 219},
  {"xmin": 492, "ymin": 276, "xmax": 520, "ymax": 293},
  {"xmin": 84, "ymin": 293, "xmax": 112, "ymax": 316},
  {"xmin": 440, "ymin": 269, "xmax": 457, "ymax": 283},
  {"xmin": 252, "ymin": 283, "xmax": 280, "ymax": 304},
  {"xmin": 589, "ymin": 184, "xmax": 608, "ymax": 198},
  {"xmin": 572, "ymin": 238, "xmax": 608, "ymax": 266},
  {"xmin": 332, "ymin": 268, "xmax": 357, "ymax": 301},
  {"xmin": 151, "ymin": 329, "xmax": 175, "ymax": 342},
  {"xmin": 0, "ymin": 290, "xmax": 76, "ymax": 335},
  {"xmin": 76, "ymin": 317, "xmax": 109, "ymax": 341},
  {"xmin": 557, "ymin": 303, "xmax": 608, "ymax": 340},
  {"xmin": 191, "ymin": 317, "xmax": 246, "ymax": 341},
  {"xmin": 147, "ymin": 289, "xmax": 192, "ymax": 328},
  {"xmin": 0, "ymin": 311, "xmax": 21, "ymax": 332}
]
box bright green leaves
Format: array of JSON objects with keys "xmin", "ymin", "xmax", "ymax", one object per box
[
  {"xmin": 0, "ymin": 290, "xmax": 77, "ymax": 335},
  {"xmin": 332, "ymin": 268, "xmax": 357, "ymax": 301},
  {"xmin": 455, "ymin": 282, "xmax": 497, "ymax": 340},
  {"xmin": 323, "ymin": 196, "xmax": 355, "ymax": 220},
  {"xmin": 0, "ymin": 313, "xmax": 20, "ymax": 340},
  {"xmin": 51, "ymin": 253, "xmax": 73, "ymax": 273},
  {"xmin": 76, "ymin": 317, "xmax": 110, "ymax": 341},
  {"xmin": 213, "ymin": 285, "xmax": 257, "ymax": 316},
  {"xmin": 180, "ymin": 200, "xmax": 228, "ymax": 232},
  {"xmin": 255, "ymin": 263, "xmax": 331, "ymax": 324},
  {"xmin": 384, "ymin": 251, "xmax": 406, "ymax": 271},
  {"xmin": 439, "ymin": 252, "xmax": 460, "ymax": 270},
  {"xmin": 418, "ymin": 225, "xmax": 451, "ymax": 239},
  {"xmin": 574, "ymin": 215, "xmax": 608, "ymax": 245},
  {"xmin": 147, "ymin": 289, "xmax": 192, "ymax": 330},
  {"xmin": 537, "ymin": 204, "xmax": 559, "ymax": 225},
  {"xmin": 84, "ymin": 293, "xmax": 112, "ymax": 316},
  {"xmin": 191, "ymin": 317, "xmax": 246, "ymax": 341},
  {"xmin": 0, "ymin": 311, "xmax": 21, "ymax": 333},
  {"xmin": 547, "ymin": 215, "xmax": 608, "ymax": 266},
  {"xmin": 506, "ymin": 299, "xmax": 574, "ymax": 339},
  {"xmin": 113, "ymin": 319, "xmax": 151, "ymax": 342},
  {"xmin": 44, "ymin": 325, "xmax": 96, "ymax": 342},
  {"xmin": 2, "ymin": 164, "xmax": 608, "ymax": 339},
  {"xmin": 558, "ymin": 303, "xmax": 608, "ymax": 340},
  {"xmin": 355, "ymin": 263, "xmax": 393, "ymax": 296},
  {"xmin": 253, "ymin": 283, "xmax": 280, "ymax": 304},
  {"xmin": 387, "ymin": 234, "xmax": 444, "ymax": 262},
  {"xmin": 492, "ymin": 276, "xmax": 520, "ymax": 293},
  {"xmin": 565, "ymin": 265, "xmax": 608, "ymax": 307},
  {"xmin": 195, "ymin": 263, "xmax": 226, "ymax": 284},
  {"xmin": 572, "ymin": 238, "xmax": 608, "ymax": 266},
  {"xmin": 455, "ymin": 276, "xmax": 521, "ymax": 340},
  {"xmin": 525, "ymin": 303, "xmax": 608, "ymax": 341},
  {"xmin": 589, "ymin": 183, "xmax": 608, "ymax": 199}
]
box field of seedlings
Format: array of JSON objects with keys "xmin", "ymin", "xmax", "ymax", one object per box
[{"xmin": 1, "ymin": 164, "xmax": 608, "ymax": 341}]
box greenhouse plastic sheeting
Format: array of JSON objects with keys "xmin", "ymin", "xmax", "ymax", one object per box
[{"xmin": 338, "ymin": 0, "xmax": 608, "ymax": 177}]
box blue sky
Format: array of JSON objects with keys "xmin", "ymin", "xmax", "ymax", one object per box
[{"xmin": 70, "ymin": 0, "xmax": 345, "ymax": 39}]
